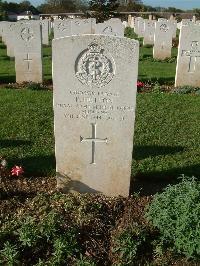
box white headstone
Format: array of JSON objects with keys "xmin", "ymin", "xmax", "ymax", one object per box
[
  {"xmin": 0, "ymin": 21, "xmax": 5, "ymax": 38},
  {"xmin": 130, "ymin": 17, "xmax": 135, "ymax": 28},
  {"xmin": 153, "ymin": 21, "xmax": 173, "ymax": 60},
  {"xmin": 177, "ymin": 22, "xmax": 181, "ymax": 30},
  {"xmin": 54, "ymin": 18, "xmax": 96, "ymax": 39},
  {"xmin": 172, "ymin": 21, "xmax": 177, "ymax": 38},
  {"xmin": 192, "ymin": 16, "xmax": 196, "ymax": 23},
  {"xmin": 143, "ymin": 20, "xmax": 155, "ymax": 45},
  {"xmin": 53, "ymin": 35, "xmax": 139, "ymax": 196},
  {"xmin": 122, "ymin": 21, "xmax": 128, "ymax": 28},
  {"xmin": 41, "ymin": 19, "xmax": 49, "ymax": 45},
  {"xmin": 137, "ymin": 18, "xmax": 145, "ymax": 37},
  {"xmin": 128, "ymin": 15, "xmax": 132, "ymax": 27},
  {"xmin": 71, "ymin": 18, "xmax": 96, "ymax": 35},
  {"xmin": 175, "ymin": 25, "xmax": 200, "ymax": 87},
  {"xmin": 6, "ymin": 22, "xmax": 16, "ymax": 57},
  {"xmin": 149, "ymin": 14, "xmax": 153, "ymax": 20},
  {"xmin": 158, "ymin": 18, "xmax": 168, "ymax": 22},
  {"xmin": 54, "ymin": 19, "xmax": 71, "ymax": 39},
  {"xmin": 134, "ymin": 17, "xmax": 142, "ymax": 35},
  {"xmin": 95, "ymin": 18, "xmax": 124, "ymax": 37},
  {"xmin": 14, "ymin": 21, "xmax": 43, "ymax": 83},
  {"xmin": 181, "ymin": 19, "xmax": 193, "ymax": 27}
]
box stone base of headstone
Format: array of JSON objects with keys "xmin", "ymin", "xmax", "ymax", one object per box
[{"xmin": 153, "ymin": 47, "xmax": 171, "ymax": 60}]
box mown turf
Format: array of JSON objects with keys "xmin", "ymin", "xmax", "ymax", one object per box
[
  {"xmin": 1, "ymin": 89, "xmax": 200, "ymax": 192},
  {"xmin": 0, "ymin": 89, "xmax": 54, "ymax": 176},
  {"xmin": 138, "ymin": 47, "xmax": 177, "ymax": 84}
]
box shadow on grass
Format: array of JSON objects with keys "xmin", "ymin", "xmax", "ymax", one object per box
[
  {"xmin": 0, "ymin": 56, "xmax": 11, "ymax": 60},
  {"xmin": 130, "ymin": 164, "xmax": 200, "ymax": 196},
  {"xmin": 9, "ymin": 155, "xmax": 56, "ymax": 177},
  {"xmin": 0, "ymin": 75, "xmax": 16, "ymax": 83},
  {"xmin": 133, "ymin": 145, "xmax": 184, "ymax": 160},
  {"xmin": 0, "ymin": 44, "xmax": 6, "ymax": 49},
  {"xmin": 0, "ymin": 139, "xmax": 32, "ymax": 148},
  {"xmin": 138, "ymin": 76, "xmax": 174, "ymax": 84}
]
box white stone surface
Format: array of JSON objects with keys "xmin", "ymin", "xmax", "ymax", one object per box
[
  {"xmin": 54, "ymin": 19, "xmax": 71, "ymax": 38},
  {"xmin": 72, "ymin": 18, "xmax": 96, "ymax": 35},
  {"xmin": 137, "ymin": 18, "xmax": 145, "ymax": 37},
  {"xmin": 177, "ymin": 22, "xmax": 181, "ymax": 30},
  {"xmin": 128, "ymin": 15, "xmax": 132, "ymax": 27},
  {"xmin": 0, "ymin": 21, "xmax": 8, "ymax": 43},
  {"xmin": 153, "ymin": 21, "xmax": 173, "ymax": 60},
  {"xmin": 41, "ymin": 19, "xmax": 49, "ymax": 45},
  {"xmin": 122, "ymin": 21, "xmax": 128, "ymax": 28},
  {"xmin": 6, "ymin": 22, "xmax": 16, "ymax": 57},
  {"xmin": 134, "ymin": 17, "xmax": 142, "ymax": 35},
  {"xmin": 54, "ymin": 18, "xmax": 96, "ymax": 39},
  {"xmin": 158, "ymin": 18, "xmax": 167, "ymax": 22},
  {"xmin": 0, "ymin": 22, "xmax": 4, "ymax": 37},
  {"xmin": 172, "ymin": 21, "xmax": 177, "ymax": 39},
  {"xmin": 53, "ymin": 35, "xmax": 139, "ymax": 196},
  {"xmin": 130, "ymin": 17, "xmax": 135, "ymax": 28},
  {"xmin": 95, "ymin": 18, "xmax": 124, "ymax": 37},
  {"xmin": 143, "ymin": 20, "xmax": 155, "ymax": 45},
  {"xmin": 181, "ymin": 19, "xmax": 194, "ymax": 26},
  {"xmin": 14, "ymin": 21, "xmax": 43, "ymax": 83},
  {"xmin": 175, "ymin": 25, "xmax": 200, "ymax": 87},
  {"xmin": 0, "ymin": 22, "xmax": 16, "ymax": 57}
]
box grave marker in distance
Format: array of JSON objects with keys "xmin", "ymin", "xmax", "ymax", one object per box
[
  {"xmin": 15, "ymin": 21, "xmax": 43, "ymax": 83},
  {"xmin": 175, "ymin": 25, "xmax": 200, "ymax": 87}
]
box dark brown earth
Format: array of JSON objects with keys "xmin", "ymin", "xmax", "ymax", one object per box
[{"xmin": 1, "ymin": 172, "xmax": 199, "ymax": 265}]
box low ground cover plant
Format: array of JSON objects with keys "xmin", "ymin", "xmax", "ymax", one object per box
[{"xmin": 146, "ymin": 176, "xmax": 200, "ymax": 259}]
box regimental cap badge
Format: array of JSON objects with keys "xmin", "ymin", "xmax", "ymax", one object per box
[{"xmin": 75, "ymin": 42, "xmax": 115, "ymax": 88}]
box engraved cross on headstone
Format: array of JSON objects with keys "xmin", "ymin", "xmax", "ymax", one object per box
[
  {"xmin": 181, "ymin": 41, "xmax": 200, "ymax": 73},
  {"xmin": 23, "ymin": 53, "xmax": 32, "ymax": 71},
  {"xmin": 80, "ymin": 123, "xmax": 108, "ymax": 164}
]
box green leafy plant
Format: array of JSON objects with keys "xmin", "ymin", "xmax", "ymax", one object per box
[
  {"xmin": 146, "ymin": 176, "xmax": 200, "ymax": 258},
  {"xmin": 112, "ymin": 223, "xmax": 147, "ymax": 265},
  {"xmin": 76, "ymin": 254, "xmax": 96, "ymax": 266},
  {"xmin": 0, "ymin": 241, "xmax": 20, "ymax": 266},
  {"xmin": 152, "ymin": 82, "xmax": 162, "ymax": 93},
  {"xmin": 171, "ymin": 86, "xmax": 200, "ymax": 94},
  {"xmin": 17, "ymin": 216, "xmax": 41, "ymax": 247}
]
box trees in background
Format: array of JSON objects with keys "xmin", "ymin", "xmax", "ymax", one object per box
[
  {"xmin": 89, "ymin": 0, "xmax": 119, "ymax": 22},
  {"xmin": 38, "ymin": 0, "xmax": 88, "ymax": 13},
  {"xmin": 118, "ymin": 1, "xmax": 146, "ymax": 12},
  {"xmin": 1, "ymin": 0, "xmax": 39, "ymax": 16}
]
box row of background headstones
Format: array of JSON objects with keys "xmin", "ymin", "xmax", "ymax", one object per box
[
  {"xmin": 0, "ymin": 18, "xmax": 124, "ymax": 83},
  {"xmin": 0, "ymin": 16, "xmax": 200, "ymax": 87},
  {"xmin": 126, "ymin": 15, "xmax": 200, "ymax": 87}
]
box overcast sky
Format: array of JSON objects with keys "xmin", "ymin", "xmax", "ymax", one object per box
[{"xmin": 10, "ymin": 0, "xmax": 200, "ymax": 10}]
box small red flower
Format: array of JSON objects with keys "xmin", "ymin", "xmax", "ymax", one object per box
[
  {"xmin": 11, "ymin": 166, "xmax": 24, "ymax": 177},
  {"xmin": 137, "ymin": 81, "xmax": 145, "ymax": 88}
]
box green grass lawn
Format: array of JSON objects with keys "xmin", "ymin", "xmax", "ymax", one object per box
[
  {"xmin": 138, "ymin": 46, "xmax": 177, "ymax": 84},
  {"xmin": 1, "ymin": 89, "xmax": 200, "ymax": 193}
]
